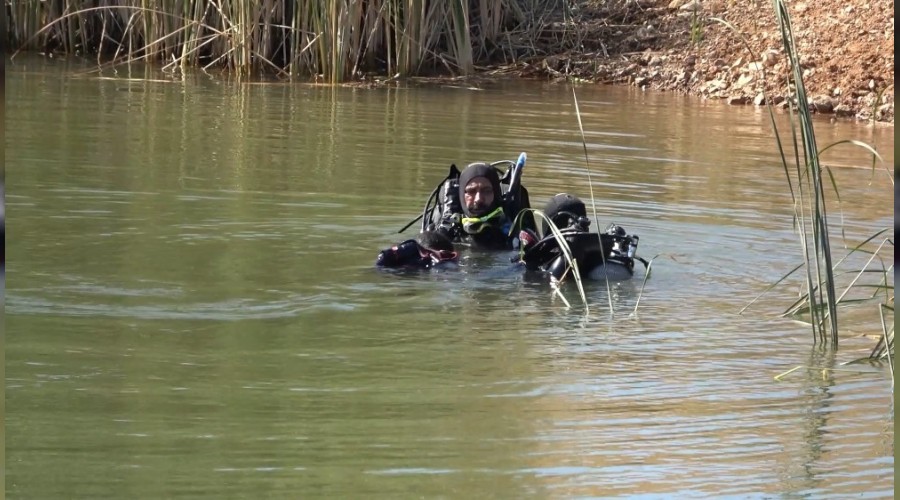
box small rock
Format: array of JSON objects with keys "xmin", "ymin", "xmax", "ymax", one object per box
[
  {"xmin": 761, "ymin": 49, "xmax": 779, "ymax": 67},
  {"xmin": 727, "ymin": 96, "xmax": 750, "ymax": 105},
  {"xmin": 833, "ymin": 104, "xmax": 854, "ymax": 117},
  {"xmin": 636, "ymin": 26, "xmax": 657, "ymax": 39},
  {"xmin": 810, "ymin": 95, "xmax": 835, "ymax": 113},
  {"xmin": 668, "ymin": 0, "xmax": 682, "ymax": 9},
  {"xmin": 734, "ymin": 73, "xmax": 755, "ymax": 88},
  {"xmin": 707, "ymin": 0, "xmax": 726, "ymax": 14},
  {"xmin": 707, "ymin": 79, "xmax": 727, "ymax": 91},
  {"xmin": 679, "ymin": 0, "xmax": 702, "ymax": 11},
  {"xmin": 684, "ymin": 55, "xmax": 697, "ymax": 66},
  {"xmin": 747, "ymin": 62, "xmax": 764, "ymax": 72}
]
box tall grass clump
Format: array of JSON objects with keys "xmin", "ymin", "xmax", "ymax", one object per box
[
  {"xmin": 729, "ymin": 0, "xmax": 893, "ymax": 362},
  {"xmin": 8, "ymin": 0, "xmax": 568, "ymax": 82},
  {"xmin": 770, "ymin": 0, "xmax": 840, "ymax": 347}
]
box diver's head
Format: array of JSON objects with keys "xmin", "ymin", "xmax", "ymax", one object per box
[
  {"xmin": 542, "ymin": 193, "xmax": 589, "ymax": 235},
  {"xmin": 458, "ymin": 163, "xmax": 501, "ymax": 217}
]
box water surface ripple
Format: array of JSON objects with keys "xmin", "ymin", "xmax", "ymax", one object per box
[{"xmin": 6, "ymin": 57, "xmax": 893, "ymax": 499}]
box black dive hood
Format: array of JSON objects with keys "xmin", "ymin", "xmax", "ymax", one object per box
[{"xmin": 457, "ymin": 162, "xmax": 502, "ymax": 217}]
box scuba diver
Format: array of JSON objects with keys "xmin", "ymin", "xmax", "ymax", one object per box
[
  {"xmin": 518, "ymin": 193, "xmax": 642, "ymax": 282},
  {"xmin": 375, "ymin": 152, "xmax": 537, "ymax": 270},
  {"xmin": 379, "ymin": 152, "xmax": 537, "ymax": 267},
  {"xmin": 375, "ymin": 230, "xmax": 459, "ymax": 269},
  {"xmin": 421, "ymin": 153, "xmax": 537, "ymax": 250}
]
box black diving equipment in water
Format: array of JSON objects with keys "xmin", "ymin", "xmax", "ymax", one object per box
[
  {"xmin": 376, "ymin": 232, "xmax": 458, "ymax": 269},
  {"xmin": 520, "ymin": 221, "xmax": 640, "ymax": 282}
]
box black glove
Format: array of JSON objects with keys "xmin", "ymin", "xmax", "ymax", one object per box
[{"xmin": 376, "ymin": 240, "xmax": 430, "ymax": 268}]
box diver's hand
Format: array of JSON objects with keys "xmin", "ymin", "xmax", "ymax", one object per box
[
  {"xmin": 518, "ymin": 228, "xmax": 538, "ymax": 250},
  {"xmin": 376, "ymin": 239, "xmax": 424, "ymax": 268}
]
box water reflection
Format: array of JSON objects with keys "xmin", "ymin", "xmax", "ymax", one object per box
[{"xmin": 5, "ymin": 55, "xmax": 893, "ymax": 498}]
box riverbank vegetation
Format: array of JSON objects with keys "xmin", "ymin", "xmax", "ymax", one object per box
[
  {"xmin": 7, "ymin": 0, "xmax": 893, "ymax": 122},
  {"xmin": 7, "ymin": 0, "xmax": 570, "ymax": 81}
]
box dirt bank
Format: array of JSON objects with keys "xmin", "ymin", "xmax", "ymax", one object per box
[{"xmin": 486, "ymin": 0, "xmax": 894, "ymax": 124}]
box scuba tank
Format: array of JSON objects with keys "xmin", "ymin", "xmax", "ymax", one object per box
[
  {"xmin": 433, "ymin": 174, "xmax": 462, "ymax": 239},
  {"xmin": 401, "ymin": 163, "xmax": 462, "ymax": 239}
]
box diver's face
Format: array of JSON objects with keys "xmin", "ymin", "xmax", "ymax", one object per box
[{"xmin": 463, "ymin": 177, "xmax": 494, "ymax": 216}]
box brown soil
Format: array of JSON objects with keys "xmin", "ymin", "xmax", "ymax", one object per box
[{"xmin": 486, "ymin": 0, "xmax": 895, "ymax": 124}]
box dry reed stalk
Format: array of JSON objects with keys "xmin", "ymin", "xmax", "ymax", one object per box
[
  {"xmin": 448, "ymin": 0, "xmax": 474, "ymax": 75},
  {"xmin": 8, "ymin": 0, "xmax": 564, "ymax": 82}
]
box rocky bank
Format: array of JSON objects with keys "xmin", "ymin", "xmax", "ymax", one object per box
[{"xmin": 488, "ymin": 0, "xmax": 894, "ymax": 124}]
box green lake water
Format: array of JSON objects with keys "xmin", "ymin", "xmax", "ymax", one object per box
[{"xmin": 5, "ymin": 54, "xmax": 894, "ymax": 499}]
